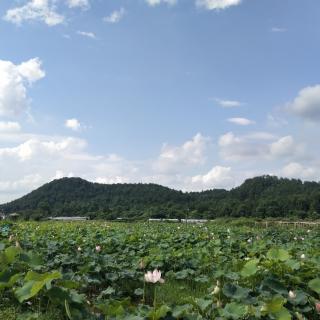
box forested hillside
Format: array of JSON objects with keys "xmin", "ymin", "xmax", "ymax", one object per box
[{"xmin": 1, "ymin": 176, "xmax": 320, "ymax": 220}]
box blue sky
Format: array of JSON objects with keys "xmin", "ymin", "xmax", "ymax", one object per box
[{"xmin": 0, "ymin": 0, "xmax": 320, "ymax": 203}]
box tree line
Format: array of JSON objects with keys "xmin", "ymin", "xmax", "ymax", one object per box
[{"xmin": 1, "ymin": 175, "xmax": 320, "ymax": 220}]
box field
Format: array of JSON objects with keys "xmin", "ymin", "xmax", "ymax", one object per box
[{"xmin": 0, "ymin": 220, "xmax": 320, "ymax": 319}]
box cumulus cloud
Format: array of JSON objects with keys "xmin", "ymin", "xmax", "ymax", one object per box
[
  {"xmin": 215, "ymin": 98, "xmax": 244, "ymax": 108},
  {"xmin": 270, "ymin": 136, "xmax": 296, "ymax": 157},
  {"xmin": 0, "ymin": 58, "xmax": 45, "ymax": 118},
  {"xmin": 0, "ymin": 174, "xmax": 42, "ymax": 194},
  {"xmin": 64, "ymin": 119, "xmax": 81, "ymax": 132},
  {"xmin": 0, "ymin": 122, "xmax": 21, "ymax": 133},
  {"xmin": 281, "ymin": 162, "xmax": 316, "ymax": 180},
  {"xmin": 145, "ymin": 0, "xmax": 177, "ymax": 7},
  {"xmin": 219, "ymin": 132, "xmax": 268, "ymax": 161},
  {"xmin": 228, "ymin": 117, "xmax": 255, "ymax": 126},
  {"xmin": 191, "ymin": 165, "xmax": 234, "ymax": 189},
  {"xmin": 154, "ymin": 133, "xmax": 211, "ymax": 173},
  {"xmin": 0, "ymin": 137, "xmax": 86, "ymax": 162},
  {"xmin": 103, "ymin": 8, "xmax": 126, "ymax": 24},
  {"xmin": 219, "ymin": 132, "xmax": 300, "ymax": 161},
  {"xmin": 66, "ymin": 0, "xmax": 90, "ymax": 9},
  {"xmin": 77, "ymin": 31, "xmax": 96, "ymax": 39},
  {"xmin": 4, "ymin": 0, "xmax": 65, "ymax": 26},
  {"xmin": 65, "ymin": 119, "xmax": 82, "ymax": 131},
  {"xmin": 196, "ymin": 0, "xmax": 242, "ymax": 10},
  {"xmin": 287, "ymin": 84, "xmax": 320, "ymax": 121}
]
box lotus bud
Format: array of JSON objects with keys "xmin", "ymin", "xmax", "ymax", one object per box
[
  {"xmin": 288, "ymin": 290, "xmax": 296, "ymax": 299},
  {"xmin": 95, "ymin": 245, "xmax": 101, "ymax": 252},
  {"xmin": 300, "ymin": 254, "xmax": 306, "ymax": 259},
  {"xmin": 213, "ymin": 285, "xmax": 220, "ymax": 295},
  {"xmin": 139, "ymin": 259, "xmax": 146, "ymax": 269},
  {"xmin": 77, "ymin": 246, "xmax": 82, "ymax": 251}
]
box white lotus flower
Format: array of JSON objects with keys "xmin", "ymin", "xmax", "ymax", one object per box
[
  {"xmin": 300, "ymin": 254, "xmax": 306, "ymax": 259},
  {"xmin": 289, "ymin": 290, "xmax": 296, "ymax": 299},
  {"xmin": 95, "ymin": 245, "xmax": 101, "ymax": 252},
  {"xmin": 144, "ymin": 269, "xmax": 165, "ymax": 284}
]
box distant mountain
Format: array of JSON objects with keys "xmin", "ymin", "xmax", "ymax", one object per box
[{"xmin": 1, "ymin": 176, "xmax": 320, "ymax": 220}]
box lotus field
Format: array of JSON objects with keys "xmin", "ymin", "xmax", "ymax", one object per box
[{"xmin": 1, "ymin": 221, "xmax": 320, "ymax": 320}]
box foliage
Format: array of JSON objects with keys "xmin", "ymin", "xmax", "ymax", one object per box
[
  {"xmin": 0, "ymin": 220, "xmax": 319, "ymax": 319},
  {"xmin": 1, "ymin": 175, "xmax": 320, "ymax": 220}
]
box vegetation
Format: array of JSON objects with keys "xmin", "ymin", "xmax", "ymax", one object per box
[
  {"xmin": 1, "ymin": 175, "xmax": 320, "ymax": 220},
  {"xmin": 0, "ymin": 220, "xmax": 320, "ymax": 319}
]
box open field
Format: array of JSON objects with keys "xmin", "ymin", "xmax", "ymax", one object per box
[{"xmin": 1, "ymin": 220, "xmax": 320, "ymax": 319}]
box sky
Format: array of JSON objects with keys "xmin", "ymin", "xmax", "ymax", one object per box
[{"xmin": 0, "ymin": 0, "xmax": 320, "ymax": 203}]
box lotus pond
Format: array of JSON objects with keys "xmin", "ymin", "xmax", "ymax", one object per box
[{"xmin": 0, "ymin": 220, "xmax": 320, "ymax": 319}]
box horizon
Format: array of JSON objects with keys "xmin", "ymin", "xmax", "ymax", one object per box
[{"xmin": 1, "ymin": 0, "xmax": 320, "ymax": 203}]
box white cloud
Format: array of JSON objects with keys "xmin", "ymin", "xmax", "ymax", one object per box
[
  {"xmin": 0, "ymin": 174, "xmax": 42, "ymax": 193},
  {"xmin": 66, "ymin": 0, "xmax": 90, "ymax": 9},
  {"xmin": 270, "ymin": 136, "xmax": 296, "ymax": 157},
  {"xmin": 196, "ymin": 0, "xmax": 242, "ymax": 11},
  {"xmin": 191, "ymin": 166, "xmax": 234, "ymax": 189},
  {"xmin": 77, "ymin": 31, "xmax": 96, "ymax": 39},
  {"xmin": 0, "ymin": 137, "xmax": 86, "ymax": 162},
  {"xmin": 154, "ymin": 133, "xmax": 211, "ymax": 173},
  {"xmin": 145, "ymin": 0, "xmax": 177, "ymax": 7},
  {"xmin": 287, "ymin": 84, "xmax": 320, "ymax": 121},
  {"xmin": 0, "ymin": 58, "xmax": 45, "ymax": 117},
  {"xmin": 4, "ymin": 0, "xmax": 65, "ymax": 26},
  {"xmin": 17, "ymin": 58, "xmax": 46, "ymax": 83},
  {"xmin": 228, "ymin": 117, "xmax": 255, "ymax": 126},
  {"xmin": 219, "ymin": 132, "xmax": 300, "ymax": 161},
  {"xmin": 282, "ymin": 162, "xmax": 316, "ymax": 180},
  {"xmin": 52, "ymin": 170, "xmax": 74, "ymax": 180},
  {"xmin": 65, "ymin": 118, "xmax": 82, "ymax": 131},
  {"xmin": 215, "ymin": 98, "xmax": 244, "ymax": 108},
  {"xmin": 219, "ymin": 132, "xmax": 266, "ymax": 161},
  {"xmin": 0, "ymin": 122, "xmax": 21, "ymax": 133},
  {"xmin": 103, "ymin": 8, "xmax": 126, "ymax": 24},
  {"xmin": 271, "ymin": 27, "xmax": 287, "ymax": 33}
]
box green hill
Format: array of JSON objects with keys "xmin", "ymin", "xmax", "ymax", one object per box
[{"xmin": 1, "ymin": 176, "xmax": 320, "ymax": 220}]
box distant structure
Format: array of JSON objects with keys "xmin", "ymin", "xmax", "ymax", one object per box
[
  {"xmin": 8, "ymin": 213, "xmax": 20, "ymax": 220},
  {"xmin": 48, "ymin": 216, "xmax": 90, "ymax": 221},
  {"xmin": 148, "ymin": 218, "xmax": 208, "ymax": 224},
  {"xmin": 0, "ymin": 211, "xmax": 6, "ymax": 220}
]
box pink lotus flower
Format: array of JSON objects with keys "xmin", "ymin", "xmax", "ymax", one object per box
[
  {"xmin": 144, "ymin": 269, "xmax": 165, "ymax": 284},
  {"xmin": 95, "ymin": 245, "xmax": 101, "ymax": 252},
  {"xmin": 316, "ymin": 301, "xmax": 320, "ymax": 313}
]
